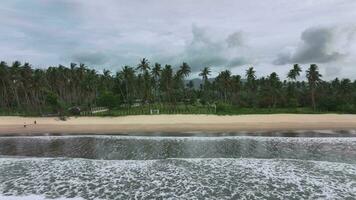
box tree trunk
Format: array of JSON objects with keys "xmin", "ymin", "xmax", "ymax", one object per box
[
  {"xmin": 13, "ymin": 87, "xmax": 20, "ymax": 109},
  {"xmin": 1, "ymin": 81, "xmax": 9, "ymax": 108},
  {"xmin": 311, "ymin": 88, "xmax": 316, "ymax": 111}
]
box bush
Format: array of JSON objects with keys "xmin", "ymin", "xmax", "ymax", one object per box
[
  {"xmin": 318, "ymin": 97, "xmax": 338, "ymax": 111},
  {"xmin": 45, "ymin": 92, "xmax": 64, "ymax": 114},
  {"xmin": 45, "ymin": 92, "xmax": 59, "ymax": 108},
  {"xmin": 68, "ymin": 107, "xmax": 81, "ymax": 116},
  {"xmin": 96, "ymin": 92, "xmax": 120, "ymax": 109},
  {"xmin": 336, "ymin": 104, "xmax": 356, "ymax": 114},
  {"xmin": 286, "ymin": 98, "xmax": 299, "ymax": 108},
  {"xmin": 216, "ymin": 103, "xmax": 236, "ymax": 114}
]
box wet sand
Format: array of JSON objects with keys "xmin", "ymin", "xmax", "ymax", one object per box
[{"xmin": 1, "ymin": 114, "xmax": 356, "ymax": 135}]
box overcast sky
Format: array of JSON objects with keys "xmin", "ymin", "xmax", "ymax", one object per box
[{"xmin": 1, "ymin": 0, "xmax": 356, "ymax": 79}]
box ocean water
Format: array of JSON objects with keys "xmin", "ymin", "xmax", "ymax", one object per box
[{"xmin": 0, "ymin": 134, "xmax": 355, "ymax": 199}]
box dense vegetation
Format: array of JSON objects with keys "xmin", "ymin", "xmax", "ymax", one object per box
[{"xmin": 0, "ymin": 59, "xmax": 355, "ymax": 116}]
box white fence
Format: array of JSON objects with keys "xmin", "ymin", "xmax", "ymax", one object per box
[{"xmin": 81, "ymin": 107, "xmax": 108, "ymax": 115}]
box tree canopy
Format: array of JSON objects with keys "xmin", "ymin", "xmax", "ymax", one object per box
[{"xmin": 1, "ymin": 59, "xmax": 355, "ymax": 115}]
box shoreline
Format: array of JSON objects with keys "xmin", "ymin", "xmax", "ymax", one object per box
[{"xmin": 1, "ymin": 114, "xmax": 356, "ymax": 135}]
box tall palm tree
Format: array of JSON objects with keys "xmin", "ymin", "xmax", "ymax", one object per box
[
  {"xmin": 306, "ymin": 64, "xmax": 322, "ymax": 111},
  {"xmin": 286, "ymin": 64, "xmax": 302, "ymax": 104},
  {"xmin": 160, "ymin": 65, "xmax": 173, "ymax": 102},
  {"xmin": 245, "ymin": 67, "xmax": 257, "ymax": 106},
  {"xmin": 142, "ymin": 70, "xmax": 152, "ymax": 103},
  {"xmin": 177, "ymin": 62, "xmax": 191, "ymax": 78},
  {"xmin": 287, "ymin": 64, "xmax": 302, "ymax": 81},
  {"xmin": 0, "ymin": 62, "xmax": 9, "ymax": 108},
  {"xmin": 151, "ymin": 63, "xmax": 162, "ymax": 102},
  {"xmin": 199, "ymin": 67, "xmax": 211, "ymax": 90},
  {"xmin": 245, "ymin": 67, "xmax": 256, "ymax": 82},
  {"xmin": 32, "ymin": 69, "xmax": 46, "ymax": 112},
  {"xmin": 136, "ymin": 58, "xmax": 150, "ymax": 73},
  {"xmin": 231, "ymin": 75, "xmax": 242, "ymax": 105},
  {"xmin": 268, "ymin": 72, "xmax": 281, "ymax": 107},
  {"xmin": 136, "ymin": 58, "xmax": 151, "ymax": 103},
  {"xmin": 100, "ymin": 69, "xmax": 113, "ymax": 92},
  {"xmin": 176, "ymin": 62, "xmax": 191, "ymax": 100},
  {"xmin": 20, "ymin": 62, "xmax": 33, "ymax": 107},
  {"xmin": 199, "ymin": 67, "xmax": 211, "ymax": 81},
  {"xmin": 10, "ymin": 61, "xmax": 22, "ymax": 108},
  {"xmin": 216, "ymin": 70, "xmax": 232, "ymax": 102},
  {"xmin": 152, "ymin": 63, "xmax": 162, "ymax": 79},
  {"xmin": 119, "ymin": 66, "xmax": 136, "ymax": 104}
]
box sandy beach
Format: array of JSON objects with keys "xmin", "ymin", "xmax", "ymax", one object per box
[{"xmin": 1, "ymin": 114, "xmax": 356, "ymax": 135}]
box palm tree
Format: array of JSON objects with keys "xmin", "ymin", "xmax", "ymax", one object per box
[
  {"xmin": 136, "ymin": 58, "xmax": 150, "ymax": 73},
  {"xmin": 268, "ymin": 72, "xmax": 281, "ymax": 107},
  {"xmin": 177, "ymin": 62, "xmax": 191, "ymax": 78},
  {"xmin": 151, "ymin": 63, "xmax": 162, "ymax": 102},
  {"xmin": 10, "ymin": 61, "xmax": 22, "ymax": 108},
  {"xmin": 99, "ymin": 69, "xmax": 113, "ymax": 93},
  {"xmin": 199, "ymin": 67, "xmax": 211, "ymax": 90},
  {"xmin": 245, "ymin": 67, "xmax": 257, "ymax": 106},
  {"xmin": 306, "ymin": 64, "xmax": 322, "ymax": 111},
  {"xmin": 160, "ymin": 65, "xmax": 174, "ymax": 102},
  {"xmin": 142, "ymin": 70, "xmax": 152, "ymax": 103},
  {"xmin": 286, "ymin": 64, "xmax": 302, "ymax": 105},
  {"xmin": 32, "ymin": 69, "xmax": 46, "ymax": 112},
  {"xmin": 246, "ymin": 67, "xmax": 256, "ymax": 82},
  {"xmin": 0, "ymin": 62, "xmax": 9, "ymax": 109},
  {"xmin": 152, "ymin": 63, "xmax": 162, "ymax": 79},
  {"xmin": 136, "ymin": 58, "xmax": 151, "ymax": 103},
  {"xmin": 119, "ymin": 66, "xmax": 136, "ymax": 104},
  {"xmin": 69, "ymin": 63, "xmax": 77, "ymax": 103},
  {"xmin": 20, "ymin": 62, "xmax": 33, "ymax": 107},
  {"xmin": 287, "ymin": 64, "xmax": 302, "ymax": 81},
  {"xmin": 216, "ymin": 70, "xmax": 232, "ymax": 102},
  {"xmin": 231, "ymin": 75, "xmax": 242, "ymax": 105},
  {"xmin": 177, "ymin": 62, "xmax": 191, "ymax": 100},
  {"xmin": 199, "ymin": 67, "xmax": 211, "ymax": 81}
]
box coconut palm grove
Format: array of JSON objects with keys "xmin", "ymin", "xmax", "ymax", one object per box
[{"xmin": 0, "ymin": 58, "xmax": 354, "ymax": 116}]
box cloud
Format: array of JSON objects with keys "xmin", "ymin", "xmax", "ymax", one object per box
[
  {"xmin": 347, "ymin": 27, "xmax": 356, "ymax": 40},
  {"xmin": 1, "ymin": 0, "xmax": 356, "ymax": 78},
  {"xmin": 226, "ymin": 31, "xmax": 245, "ymax": 48},
  {"xmin": 274, "ymin": 26, "xmax": 355, "ymax": 65},
  {"xmin": 180, "ymin": 25, "xmax": 226, "ymax": 70},
  {"xmin": 325, "ymin": 66, "xmax": 342, "ymax": 78},
  {"xmin": 71, "ymin": 52, "xmax": 108, "ymax": 65},
  {"xmin": 177, "ymin": 25, "xmax": 250, "ymax": 72},
  {"xmin": 229, "ymin": 57, "xmax": 249, "ymax": 66}
]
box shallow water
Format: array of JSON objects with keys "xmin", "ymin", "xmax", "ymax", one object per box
[{"xmin": 0, "ymin": 133, "xmax": 356, "ymax": 199}]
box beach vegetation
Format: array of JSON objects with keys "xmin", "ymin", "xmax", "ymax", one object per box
[{"xmin": 1, "ymin": 59, "xmax": 356, "ymax": 116}]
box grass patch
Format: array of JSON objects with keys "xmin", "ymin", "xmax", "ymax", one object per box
[
  {"xmin": 215, "ymin": 106, "xmax": 327, "ymax": 115},
  {"xmin": 93, "ymin": 104, "xmax": 216, "ymax": 116},
  {"xmin": 0, "ymin": 104, "xmax": 346, "ymax": 117}
]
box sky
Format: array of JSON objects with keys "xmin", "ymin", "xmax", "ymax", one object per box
[{"xmin": 1, "ymin": 0, "xmax": 356, "ymax": 79}]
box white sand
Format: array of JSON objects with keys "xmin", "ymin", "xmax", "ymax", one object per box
[{"xmin": 1, "ymin": 114, "xmax": 356, "ymax": 135}]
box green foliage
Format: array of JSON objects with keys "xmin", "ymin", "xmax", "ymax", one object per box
[
  {"xmin": 318, "ymin": 97, "xmax": 339, "ymax": 111},
  {"xmin": 1, "ymin": 60, "xmax": 356, "ymax": 116},
  {"xmin": 286, "ymin": 98, "xmax": 299, "ymax": 108},
  {"xmin": 94, "ymin": 104, "xmax": 215, "ymax": 116},
  {"xmin": 96, "ymin": 92, "xmax": 120, "ymax": 109},
  {"xmin": 216, "ymin": 104, "xmax": 319, "ymax": 115},
  {"xmin": 45, "ymin": 92, "xmax": 66, "ymax": 117},
  {"xmin": 45, "ymin": 92, "xmax": 59, "ymax": 108},
  {"xmin": 336, "ymin": 104, "xmax": 356, "ymax": 114}
]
